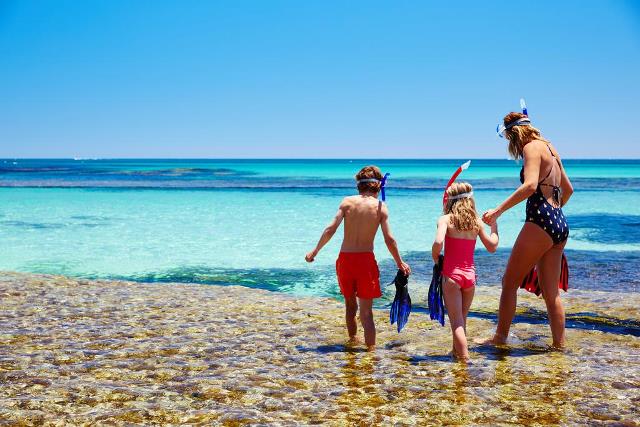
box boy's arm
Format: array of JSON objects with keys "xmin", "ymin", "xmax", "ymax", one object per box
[
  {"xmin": 477, "ymin": 218, "xmax": 499, "ymax": 253},
  {"xmin": 305, "ymin": 201, "xmax": 346, "ymax": 262},
  {"xmin": 431, "ymin": 215, "xmax": 448, "ymax": 264},
  {"xmin": 380, "ymin": 204, "xmax": 411, "ymax": 276}
]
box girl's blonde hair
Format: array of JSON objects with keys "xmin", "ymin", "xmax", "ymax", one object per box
[
  {"xmin": 503, "ymin": 112, "xmax": 550, "ymax": 160},
  {"xmin": 444, "ymin": 182, "xmax": 478, "ymax": 232}
]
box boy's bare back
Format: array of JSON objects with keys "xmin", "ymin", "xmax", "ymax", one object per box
[{"xmin": 339, "ymin": 195, "xmax": 384, "ymax": 252}]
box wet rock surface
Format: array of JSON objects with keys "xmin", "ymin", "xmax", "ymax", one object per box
[{"xmin": 1, "ymin": 272, "xmax": 639, "ymax": 425}]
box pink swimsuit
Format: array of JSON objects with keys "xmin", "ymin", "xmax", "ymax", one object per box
[{"xmin": 443, "ymin": 235, "xmax": 477, "ymax": 289}]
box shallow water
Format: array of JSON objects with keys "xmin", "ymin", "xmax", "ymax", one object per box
[{"xmin": 1, "ymin": 272, "xmax": 638, "ymax": 425}]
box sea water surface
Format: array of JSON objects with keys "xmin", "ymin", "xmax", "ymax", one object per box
[{"xmin": 1, "ymin": 158, "xmax": 639, "ymax": 300}]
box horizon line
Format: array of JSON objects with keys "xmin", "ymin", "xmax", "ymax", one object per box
[{"xmin": 2, "ymin": 157, "xmax": 640, "ymax": 161}]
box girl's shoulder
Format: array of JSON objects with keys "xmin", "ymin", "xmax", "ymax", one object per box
[{"xmin": 438, "ymin": 214, "xmax": 451, "ymax": 224}]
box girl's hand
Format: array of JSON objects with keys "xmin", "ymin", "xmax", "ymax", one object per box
[{"xmin": 482, "ymin": 208, "xmax": 502, "ymax": 225}]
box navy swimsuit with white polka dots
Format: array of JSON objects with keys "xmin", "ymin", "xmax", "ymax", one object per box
[{"xmin": 520, "ymin": 145, "xmax": 569, "ymax": 245}]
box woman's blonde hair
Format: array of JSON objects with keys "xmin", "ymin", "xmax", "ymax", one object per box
[
  {"xmin": 503, "ymin": 112, "xmax": 550, "ymax": 160},
  {"xmin": 444, "ymin": 182, "xmax": 478, "ymax": 232}
]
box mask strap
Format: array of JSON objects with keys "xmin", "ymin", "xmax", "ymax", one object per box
[
  {"xmin": 356, "ymin": 173, "xmax": 390, "ymax": 201},
  {"xmin": 448, "ymin": 191, "xmax": 473, "ymax": 200}
]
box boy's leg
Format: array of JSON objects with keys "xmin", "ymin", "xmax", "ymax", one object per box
[
  {"xmin": 358, "ymin": 298, "xmax": 376, "ymax": 351},
  {"xmin": 344, "ymin": 294, "xmax": 359, "ymax": 342},
  {"xmin": 443, "ymin": 278, "xmax": 469, "ymax": 361}
]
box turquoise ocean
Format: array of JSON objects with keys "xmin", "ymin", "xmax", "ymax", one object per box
[{"xmin": 1, "ymin": 159, "xmax": 639, "ymax": 299}]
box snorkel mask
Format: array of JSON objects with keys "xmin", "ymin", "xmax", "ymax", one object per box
[
  {"xmin": 442, "ymin": 161, "xmax": 471, "ymax": 207},
  {"xmin": 496, "ymin": 98, "xmax": 530, "ymax": 138},
  {"xmin": 357, "ymin": 172, "xmax": 390, "ymax": 201}
]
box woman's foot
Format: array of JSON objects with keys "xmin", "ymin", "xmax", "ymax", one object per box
[{"xmin": 475, "ymin": 333, "xmax": 507, "ymax": 346}]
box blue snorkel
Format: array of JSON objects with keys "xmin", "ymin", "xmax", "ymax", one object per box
[
  {"xmin": 379, "ymin": 173, "xmax": 390, "ymax": 201},
  {"xmin": 520, "ymin": 98, "xmax": 528, "ymax": 117}
]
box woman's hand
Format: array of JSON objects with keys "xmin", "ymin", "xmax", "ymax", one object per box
[{"xmin": 482, "ymin": 208, "xmax": 502, "ymax": 225}]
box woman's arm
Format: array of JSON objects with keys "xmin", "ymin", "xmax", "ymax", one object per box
[
  {"xmin": 477, "ymin": 219, "xmax": 499, "ymax": 253},
  {"xmin": 483, "ymin": 143, "xmax": 541, "ymax": 224},
  {"xmin": 431, "ymin": 215, "xmax": 448, "ymax": 263}
]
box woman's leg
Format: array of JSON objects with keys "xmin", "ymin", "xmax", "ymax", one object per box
[
  {"xmin": 443, "ymin": 277, "xmax": 469, "ymax": 361},
  {"xmin": 537, "ymin": 241, "xmax": 567, "ymax": 348},
  {"xmin": 492, "ymin": 223, "xmax": 553, "ymax": 344}
]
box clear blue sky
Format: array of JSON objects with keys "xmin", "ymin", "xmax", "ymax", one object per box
[{"xmin": 1, "ymin": 0, "xmax": 639, "ymax": 158}]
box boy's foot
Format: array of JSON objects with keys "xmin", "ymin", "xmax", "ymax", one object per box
[
  {"xmin": 366, "ymin": 345, "xmax": 376, "ymax": 352},
  {"xmin": 347, "ymin": 336, "xmax": 361, "ymax": 346}
]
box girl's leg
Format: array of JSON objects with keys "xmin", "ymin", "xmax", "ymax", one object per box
[
  {"xmin": 537, "ymin": 241, "xmax": 567, "ymax": 348},
  {"xmin": 493, "ymin": 223, "xmax": 553, "ymax": 344},
  {"xmin": 443, "ymin": 277, "xmax": 469, "ymax": 361},
  {"xmin": 461, "ymin": 286, "xmax": 475, "ymax": 332}
]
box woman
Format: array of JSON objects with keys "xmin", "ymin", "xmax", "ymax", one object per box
[{"xmin": 482, "ymin": 111, "xmax": 573, "ymax": 348}]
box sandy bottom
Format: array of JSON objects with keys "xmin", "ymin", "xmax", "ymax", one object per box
[{"xmin": 1, "ymin": 272, "xmax": 639, "ymax": 426}]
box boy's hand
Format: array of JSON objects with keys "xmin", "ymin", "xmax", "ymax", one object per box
[
  {"xmin": 398, "ymin": 261, "xmax": 411, "ymax": 276},
  {"xmin": 305, "ymin": 250, "xmax": 317, "ymax": 263}
]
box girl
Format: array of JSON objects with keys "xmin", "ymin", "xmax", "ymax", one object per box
[{"xmin": 432, "ymin": 182, "xmax": 499, "ymax": 361}]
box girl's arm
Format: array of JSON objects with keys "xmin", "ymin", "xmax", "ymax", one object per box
[
  {"xmin": 477, "ymin": 219, "xmax": 499, "ymax": 253},
  {"xmin": 431, "ymin": 215, "xmax": 448, "ymax": 264},
  {"xmin": 483, "ymin": 142, "xmax": 541, "ymax": 224}
]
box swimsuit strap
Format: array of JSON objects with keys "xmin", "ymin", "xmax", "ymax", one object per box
[
  {"xmin": 537, "ymin": 144, "xmax": 561, "ymax": 187},
  {"xmin": 538, "ymin": 144, "xmax": 563, "ymax": 205}
]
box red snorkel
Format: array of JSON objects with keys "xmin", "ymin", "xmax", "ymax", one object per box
[{"xmin": 442, "ymin": 160, "xmax": 471, "ymax": 207}]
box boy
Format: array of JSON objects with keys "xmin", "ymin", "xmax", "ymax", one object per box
[{"xmin": 305, "ymin": 165, "xmax": 411, "ymax": 351}]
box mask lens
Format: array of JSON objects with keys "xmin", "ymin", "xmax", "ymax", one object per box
[{"xmin": 496, "ymin": 124, "xmax": 506, "ymax": 138}]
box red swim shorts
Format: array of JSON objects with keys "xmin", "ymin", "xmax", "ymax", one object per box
[{"xmin": 335, "ymin": 252, "xmax": 381, "ymax": 299}]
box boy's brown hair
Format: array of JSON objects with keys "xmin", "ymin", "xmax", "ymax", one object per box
[{"xmin": 355, "ymin": 165, "xmax": 383, "ymax": 194}]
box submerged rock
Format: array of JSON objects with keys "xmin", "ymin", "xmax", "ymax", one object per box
[{"xmin": 0, "ymin": 271, "xmax": 638, "ymax": 425}]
